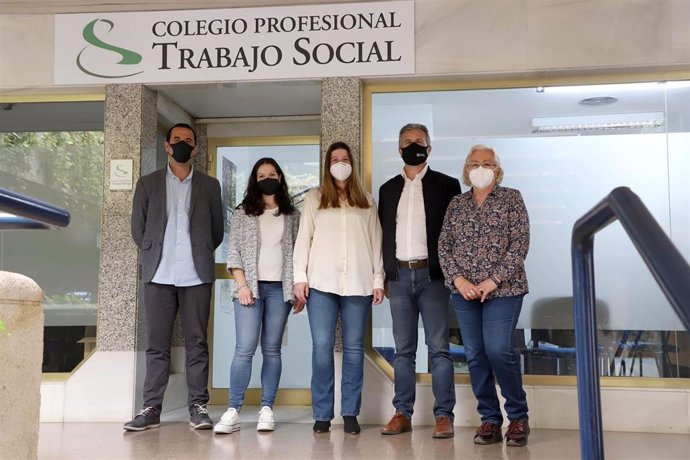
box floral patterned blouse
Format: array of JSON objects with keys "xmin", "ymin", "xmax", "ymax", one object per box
[{"xmin": 438, "ymin": 186, "xmax": 529, "ymax": 299}]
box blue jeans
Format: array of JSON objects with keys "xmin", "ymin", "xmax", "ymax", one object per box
[
  {"xmin": 228, "ymin": 281, "xmax": 291, "ymax": 411},
  {"xmin": 388, "ymin": 267, "xmax": 455, "ymax": 420},
  {"xmin": 452, "ymin": 294, "xmax": 528, "ymax": 424},
  {"xmin": 306, "ymin": 289, "xmax": 372, "ymax": 421}
]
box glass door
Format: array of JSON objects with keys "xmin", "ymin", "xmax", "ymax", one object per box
[{"xmin": 208, "ymin": 136, "xmax": 320, "ymax": 404}]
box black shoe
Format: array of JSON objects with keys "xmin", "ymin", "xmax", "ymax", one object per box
[
  {"xmin": 190, "ymin": 404, "xmax": 213, "ymax": 430},
  {"xmin": 123, "ymin": 407, "xmax": 160, "ymax": 432},
  {"xmin": 343, "ymin": 416, "xmax": 360, "ymax": 435},
  {"xmin": 313, "ymin": 420, "xmax": 331, "ymax": 433}
]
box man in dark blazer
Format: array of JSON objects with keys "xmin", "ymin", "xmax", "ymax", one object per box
[
  {"xmin": 125, "ymin": 123, "xmax": 224, "ymax": 431},
  {"xmin": 379, "ymin": 123, "xmax": 461, "ymax": 439}
]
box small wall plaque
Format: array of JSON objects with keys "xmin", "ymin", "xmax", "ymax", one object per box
[{"xmin": 110, "ymin": 159, "xmax": 133, "ymax": 190}]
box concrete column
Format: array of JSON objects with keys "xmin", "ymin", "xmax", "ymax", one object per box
[
  {"xmin": 320, "ymin": 77, "xmax": 363, "ymax": 352},
  {"xmin": 98, "ymin": 83, "xmax": 157, "ymax": 352},
  {"xmin": 0, "ymin": 271, "xmax": 44, "ymax": 459},
  {"xmin": 320, "ymin": 77, "xmax": 362, "ymax": 170}
]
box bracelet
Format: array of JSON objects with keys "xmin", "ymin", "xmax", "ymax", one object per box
[
  {"xmin": 489, "ymin": 275, "xmax": 500, "ymax": 286},
  {"xmin": 236, "ymin": 284, "xmax": 248, "ymax": 291}
]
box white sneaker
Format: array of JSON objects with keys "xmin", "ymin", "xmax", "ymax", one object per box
[
  {"xmin": 257, "ymin": 406, "xmax": 275, "ymax": 431},
  {"xmin": 214, "ymin": 407, "xmax": 240, "ymax": 434}
]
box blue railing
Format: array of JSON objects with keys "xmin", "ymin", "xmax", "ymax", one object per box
[
  {"xmin": 0, "ymin": 187, "xmax": 70, "ymax": 229},
  {"xmin": 571, "ymin": 186, "xmax": 690, "ymax": 460}
]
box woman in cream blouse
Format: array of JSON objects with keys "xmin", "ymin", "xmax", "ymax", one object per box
[{"xmin": 293, "ymin": 141, "xmax": 384, "ymax": 435}]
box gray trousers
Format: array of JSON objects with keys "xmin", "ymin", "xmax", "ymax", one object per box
[{"xmin": 143, "ymin": 282, "xmax": 212, "ymax": 415}]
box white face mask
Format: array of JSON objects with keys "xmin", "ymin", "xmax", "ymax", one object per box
[
  {"xmin": 330, "ymin": 162, "xmax": 352, "ymax": 181},
  {"xmin": 469, "ymin": 166, "xmax": 495, "ymax": 190}
]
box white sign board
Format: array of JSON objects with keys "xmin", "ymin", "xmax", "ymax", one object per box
[
  {"xmin": 109, "ymin": 159, "xmax": 133, "ymax": 190},
  {"xmin": 54, "ymin": 1, "xmax": 415, "ymax": 84}
]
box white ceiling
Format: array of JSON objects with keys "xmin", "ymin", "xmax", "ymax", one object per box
[
  {"xmin": 152, "ymin": 79, "xmax": 690, "ymax": 133},
  {"xmin": 151, "ymin": 79, "xmax": 322, "ymax": 119},
  {"xmin": 0, "ymin": 101, "xmax": 104, "ymax": 132},
  {"xmin": 4, "ymin": 81, "xmax": 690, "ymax": 138}
]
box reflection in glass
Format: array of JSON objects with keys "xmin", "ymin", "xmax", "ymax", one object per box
[
  {"xmin": 0, "ymin": 131, "xmax": 104, "ymax": 372},
  {"xmin": 371, "ymin": 82, "xmax": 690, "ymax": 378},
  {"xmin": 211, "ymin": 143, "xmax": 319, "ymax": 389},
  {"xmin": 214, "ymin": 143, "xmax": 320, "ymax": 264}
]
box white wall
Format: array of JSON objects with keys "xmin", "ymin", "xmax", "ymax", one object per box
[
  {"xmin": 4, "ymin": 1, "xmax": 690, "ymax": 93},
  {"xmin": 357, "ymin": 355, "xmax": 690, "ymax": 433}
]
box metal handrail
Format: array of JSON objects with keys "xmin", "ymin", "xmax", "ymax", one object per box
[
  {"xmin": 571, "ymin": 186, "xmax": 690, "ymax": 460},
  {"xmin": 0, "ymin": 187, "xmax": 70, "ymax": 229}
]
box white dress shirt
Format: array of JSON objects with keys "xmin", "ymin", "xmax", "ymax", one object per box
[
  {"xmin": 395, "ymin": 164, "xmax": 428, "ymax": 261},
  {"xmin": 293, "ymin": 188, "xmax": 384, "ymax": 296},
  {"xmin": 151, "ymin": 164, "xmax": 202, "ymax": 286}
]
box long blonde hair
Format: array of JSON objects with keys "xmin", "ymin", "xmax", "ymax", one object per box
[{"xmin": 319, "ymin": 141, "xmax": 370, "ymax": 209}]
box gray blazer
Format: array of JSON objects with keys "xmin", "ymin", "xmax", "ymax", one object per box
[
  {"xmin": 227, "ymin": 206, "xmax": 300, "ymax": 303},
  {"xmin": 131, "ymin": 167, "xmax": 225, "ymax": 284}
]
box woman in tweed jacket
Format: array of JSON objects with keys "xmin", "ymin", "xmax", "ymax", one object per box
[{"xmin": 214, "ymin": 158, "xmax": 302, "ymax": 435}]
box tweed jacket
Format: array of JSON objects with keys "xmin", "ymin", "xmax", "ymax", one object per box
[
  {"xmin": 226, "ymin": 206, "xmax": 301, "ymax": 303},
  {"xmin": 131, "ymin": 166, "xmax": 224, "ymax": 284}
]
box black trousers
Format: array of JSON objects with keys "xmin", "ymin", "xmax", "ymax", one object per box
[{"xmin": 142, "ymin": 282, "xmax": 212, "ymax": 414}]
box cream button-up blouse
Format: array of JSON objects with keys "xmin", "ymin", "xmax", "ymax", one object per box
[{"xmin": 293, "ymin": 188, "xmax": 384, "ymax": 297}]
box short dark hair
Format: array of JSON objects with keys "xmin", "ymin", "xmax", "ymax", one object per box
[
  {"xmin": 166, "ymin": 123, "xmax": 197, "ymax": 144},
  {"xmin": 398, "ymin": 123, "xmax": 431, "ymax": 147}
]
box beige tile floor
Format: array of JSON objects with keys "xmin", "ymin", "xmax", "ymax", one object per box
[{"xmin": 38, "ymin": 406, "xmax": 690, "ymax": 460}]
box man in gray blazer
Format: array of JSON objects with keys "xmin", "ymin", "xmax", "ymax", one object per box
[{"xmin": 125, "ymin": 123, "xmax": 224, "ymax": 431}]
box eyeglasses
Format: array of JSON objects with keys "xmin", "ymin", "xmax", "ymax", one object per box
[{"xmin": 467, "ymin": 162, "xmax": 497, "ymax": 170}]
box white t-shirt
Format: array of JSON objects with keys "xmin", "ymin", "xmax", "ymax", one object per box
[{"xmin": 257, "ymin": 208, "xmax": 284, "ymax": 281}]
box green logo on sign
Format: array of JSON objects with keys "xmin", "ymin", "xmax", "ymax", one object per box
[{"xmin": 76, "ymin": 19, "xmax": 144, "ymax": 78}]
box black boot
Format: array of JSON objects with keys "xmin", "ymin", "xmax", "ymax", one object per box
[
  {"xmin": 313, "ymin": 420, "xmax": 331, "ymax": 433},
  {"xmin": 343, "ymin": 416, "xmax": 360, "ymax": 435}
]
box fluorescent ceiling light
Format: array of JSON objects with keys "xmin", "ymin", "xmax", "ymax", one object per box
[
  {"xmin": 540, "ymin": 82, "xmax": 662, "ymax": 94},
  {"xmin": 540, "ymin": 81, "xmax": 690, "ymax": 93},
  {"xmin": 662, "ymin": 81, "xmax": 690, "ymax": 89},
  {"xmin": 531, "ymin": 112, "xmax": 665, "ymax": 133}
]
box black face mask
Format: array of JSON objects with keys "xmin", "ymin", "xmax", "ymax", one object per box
[
  {"xmin": 257, "ymin": 178, "xmax": 281, "ymax": 196},
  {"xmin": 401, "ymin": 142, "xmax": 429, "ymax": 166},
  {"xmin": 170, "ymin": 141, "xmax": 194, "ymax": 163}
]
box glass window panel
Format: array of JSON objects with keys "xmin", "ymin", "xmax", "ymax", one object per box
[
  {"xmin": 212, "ymin": 279, "xmax": 313, "ymax": 388},
  {"xmin": 0, "ymin": 130, "xmax": 104, "ymax": 372},
  {"xmin": 214, "ymin": 144, "xmax": 320, "ymax": 264},
  {"xmin": 211, "ymin": 143, "xmax": 319, "ymax": 389},
  {"xmin": 371, "ymin": 82, "xmax": 690, "ymax": 378}
]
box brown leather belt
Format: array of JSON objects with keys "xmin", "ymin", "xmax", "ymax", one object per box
[{"xmin": 397, "ymin": 259, "xmax": 428, "ymax": 270}]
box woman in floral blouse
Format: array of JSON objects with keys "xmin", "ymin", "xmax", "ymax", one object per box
[{"xmin": 438, "ymin": 144, "xmax": 530, "ymax": 448}]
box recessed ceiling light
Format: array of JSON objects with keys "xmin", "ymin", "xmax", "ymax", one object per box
[{"xmin": 580, "ymin": 96, "xmax": 618, "ymax": 106}]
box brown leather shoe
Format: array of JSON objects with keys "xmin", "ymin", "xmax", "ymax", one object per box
[
  {"xmin": 432, "ymin": 416, "xmax": 454, "ymax": 438},
  {"xmin": 474, "ymin": 421, "xmax": 502, "ymax": 444},
  {"xmin": 505, "ymin": 419, "xmax": 530, "ymax": 447},
  {"xmin": 381, "ymin": 411, "xmax": 412, "ymax": 435}
]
